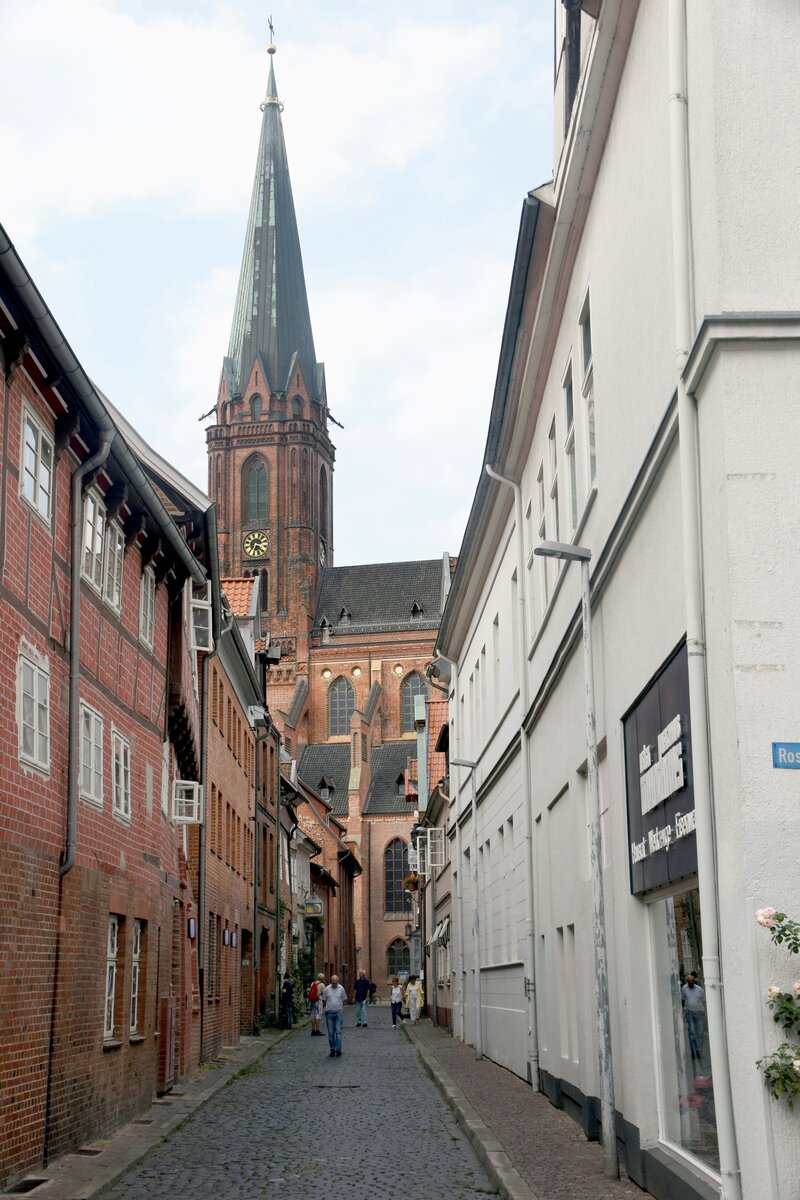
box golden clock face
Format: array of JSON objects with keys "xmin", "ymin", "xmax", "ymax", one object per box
[{"xmin": 242, "ymin": 530, "xmax": 270, "ymax": 559}]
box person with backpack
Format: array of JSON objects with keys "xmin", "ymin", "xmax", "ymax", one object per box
[{"xmin": 308, "ymin": 974, "xmax": 325, "ymax": 1036}]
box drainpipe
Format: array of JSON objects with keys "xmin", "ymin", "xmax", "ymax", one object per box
[
  {"xmin": 668, "ymin": 4, "xmax": 741, "ymax": 1197},
  {"xmin": 485, "ymin": 463, "xmax": 540, "ymax": 1088},
  {"xmin": 61, "ymin": 427, "xmax": 115, "ymax": 876}
]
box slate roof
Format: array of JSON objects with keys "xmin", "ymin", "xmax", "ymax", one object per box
[
  {"xmin": 226, "ymin": 58, "xmax": 319, "ymax": 397},
  {"xmin": 298, "ymin": 743, "xmax": 351, "ymax": 816},
  {"xmin": 364, "ymin": 741, "xmax": 418, "ymax": 815},
  {"xmin": 314, "ymin": 559, "xmax": 444, "ymax": 636}
]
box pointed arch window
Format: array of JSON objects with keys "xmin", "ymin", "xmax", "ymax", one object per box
[
  {"xmin": 384, "ymin": 840, "xmax": 411, "ymax": 914},
  {"xmin": 387, "ymin": 939, "xmax": 410, "ymax": 976},
  {"xmin": 328, "ymin": 676, "xmax": 355, "ymax": 736},
  {"xmin": 401, "ymin": 672, "xmax": 428, "ymax": 733},
  {"xmin": 319, "ymin": 465, "xmax": 329, "ymax": 544},
  {"xmin": 244, "ymin": 458, "xmax": 268, "ymax": 523},
  {"xmin": 251, "ymin": 394, "xmax": 263, "ymax": 421}
]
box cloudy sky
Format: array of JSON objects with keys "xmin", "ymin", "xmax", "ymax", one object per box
[{"xmin": 1, "ymin": 0, "xmax": 553, "ymax": 565}]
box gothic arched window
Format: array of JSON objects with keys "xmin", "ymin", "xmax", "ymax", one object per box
[
  {"xmin": 319, "ymin": 465, "xmax": 329, "ymax": 544},
  {"xmin": 384, "ymin": 840, "xmax": 411, "ymax": 913},
  {"xmin": 250, "ymin": 394, "xmax": 263, "ymax": 421},
  {"xmin": 401, "ymin": 672, "xmax": 428, "ymax": 733},
  {"xmin": 387, "ymin": 939, "xmax": 410, "ymax": 977},
  {"xmin": 328, "ymin": 676, "xmax": 355, "ymax": 736},
  {"xmin": 292, "ymin": 395, "xmax": 303, "ymax": 418},
  {"xmin": 244, "ymin": 458, "xmax": 268, "ymax": 523}
]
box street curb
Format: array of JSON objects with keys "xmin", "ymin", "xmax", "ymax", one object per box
[
  {"xmin": 7, "ymin": 1029, "xmax": 296, "ymax": 1200},
  {"xmin": 405, "ymin": 1024, "xmax": 542, "ymax": 1200}
]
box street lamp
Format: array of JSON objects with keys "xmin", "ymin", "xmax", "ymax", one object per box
[
  {"xmin": 451, "ymin": 756, "xmax": 481, "ymax": 1061},
  {"xmin": 533, "ymin": 540, "xmax": 617, "ymax": 1178}
]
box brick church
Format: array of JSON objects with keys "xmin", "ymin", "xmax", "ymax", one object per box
[{"xmin": 206, "ymin": 44, "xmax": 451, "ymax": 987}]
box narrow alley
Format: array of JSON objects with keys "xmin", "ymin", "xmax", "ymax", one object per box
[{"xmin": 103, "ymin": 1009, "xmax": 493, "ymax": 1200}]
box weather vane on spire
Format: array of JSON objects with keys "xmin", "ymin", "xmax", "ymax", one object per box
[{"xmin": 268, "ymin": 14, "xmax": 275, "ymax": 42}]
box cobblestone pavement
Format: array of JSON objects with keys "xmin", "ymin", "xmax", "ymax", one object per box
[
  {"xmin": 409, "ymin": 1021, "xmax": 646, "ymax": 1200},
  {"xmin": 104, "ymin": 1008, "xmax": 495, "ymax": 1200}
]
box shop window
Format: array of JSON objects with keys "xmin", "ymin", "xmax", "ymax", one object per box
[{"xmin": 650, "ymin": 884, "xmax": 719, "ymax": 1172}]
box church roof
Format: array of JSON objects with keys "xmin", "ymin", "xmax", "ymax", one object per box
[
  {"xmin": 226, "ymin": 53, "xmax": 319, "ymax": 398},
  {"xmin": 314, "ymin": 559, "xmax": 444, "ymax": 636},
  {"xmin": 298, "ymin": 743, "xmax": 351, "ymax": 816},
  {"xmin": 363, "ymin": 741, "xmax": 418, "ymax": 815}
]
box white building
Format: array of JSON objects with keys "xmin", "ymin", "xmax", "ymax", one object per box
[{"xmin": 437, "ymin": 3, "xmax": 800, "ymax": 1199}]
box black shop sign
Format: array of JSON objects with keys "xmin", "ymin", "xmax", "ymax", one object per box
[{"xmin": 623, "ymin": 642, "xmax": 697, "ymax": 895}]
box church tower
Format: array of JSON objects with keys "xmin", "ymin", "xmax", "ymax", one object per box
[{"xmin": 207, "ymin": 42, "xmax": 334, "ymax": 656}]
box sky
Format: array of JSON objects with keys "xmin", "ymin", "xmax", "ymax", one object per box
[{"xmin": 0, "ymin": 0, "xmax": 554, "ymax": 566}]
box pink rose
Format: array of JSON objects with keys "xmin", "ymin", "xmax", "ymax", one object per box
[{"xmin": 756, "ymin": 907, "xmax": 777, "ymax": 928}]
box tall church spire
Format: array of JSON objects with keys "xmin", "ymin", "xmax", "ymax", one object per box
[{"xmin": 226, "ymin": 40, "xmax": 319, "ymax": 398}]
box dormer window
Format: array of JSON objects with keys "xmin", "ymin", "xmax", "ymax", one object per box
[
  {"xmin": 411, "ymin": 601, "xmax": 423, "ymax": 618},
  {"xmin": 396, "ymin": 772, "xmax": 405, "ymax": 798},
  {"xmin": 338, "ymin": 607, "xmax": 351, "ymax": 626}
]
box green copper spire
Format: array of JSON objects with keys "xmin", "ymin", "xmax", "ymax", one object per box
[{"xmin": 226, "ymin": 43, "xmax": 318, "ymax": 397}]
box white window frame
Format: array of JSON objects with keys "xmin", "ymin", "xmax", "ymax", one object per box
[
  {"xmin": 130, "ymin": 919, "xmax": 143, "ymax": 1033},
  {"xmin": 579, "ymin": 292, "xmax": 596, "ymax": 487},
  {"xmin": 563, "ymin": 362, "xmax": 579, "ymax": 533},
  {"xmin": 105, "ymin": 915, "xmax": 119, "ymax": 1039},
  {"xmin": 536, "ymin": 461, "xmax": 549, "ymax": 610},
  {"xmin": 80, "ymin": 702, "xmax": 104, "ymax": 805},
  {"xmin": 190, "ymin": 580, "xmax": 213, "ymax": 652},
  {"xmin": 104, "ymin": 521, "xmax": 125, "ymax": 612},
  {"xmin": 139, "ymin": 567, "xmax": 156, "ymax": 649},
  {"xmin": 82, "ymin": 489, "xmax": 106, "ymax": 592},
  {"xmin": 161, "ymin": 740, "xmax": 170, "ymax": 816},
  {"xmin": 172, "ymin": 779, "xmax": 204, "ymax": 824},
  {"xmin": 548, "ymin": 417, "xmax": 560, "ymax": 545},
  {"xmin": 18, "ymin": 652, "xmax": 50, "ymax": 771},
  {"xmin": 112, "ymin": 729, "xmax": 131, "ymax": 820},
  {"xmin": 21, "ymin": 408, "xmax": 54, "ymax": 523}
]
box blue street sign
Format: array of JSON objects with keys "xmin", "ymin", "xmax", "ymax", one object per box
[{"xmin": 772, "ymin": 743, "xmax": 800, "ymax": 768}]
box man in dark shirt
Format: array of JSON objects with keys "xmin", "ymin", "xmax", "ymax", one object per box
[
  {"xmin": 281, "ymin": 971, "xmax": 294, "ymax": 1028},
  {"xmin": 353, "ymin": 969, "xmax": 373, "ymax": 1028}
]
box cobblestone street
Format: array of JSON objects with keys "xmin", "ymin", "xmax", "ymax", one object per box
[{"xmin": 105, "ymin": 1010, "xmax": 494, "ymax": 1200}]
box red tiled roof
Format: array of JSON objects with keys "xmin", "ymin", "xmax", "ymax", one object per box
[{"xmin": 222, "ymin": 577, "xmax": 254, "ymax": 616}]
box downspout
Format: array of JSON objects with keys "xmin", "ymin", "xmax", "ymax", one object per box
[
  {"xmin": 62, "ymin": 427, "xmax": 115, "ymax": 876},
  {"xmin": 668, "ymin": 4, "xmax": 741, "ymax": 1197},
  {"xmin": 485, "ymin": 463, "xmax": 539, "ymax": 1088},
  {"xmin": 199, "ymin": 515, "xmax": 226, "ymax": 1053}
]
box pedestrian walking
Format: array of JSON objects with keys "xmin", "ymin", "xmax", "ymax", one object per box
[
  {"xmin": 353, "ymin": 968, "xmax": 373, "ymax": 1027},
  {"xmin": 308, "ymin": 973, "xmax": 325, "ymax": 1036},
  {"xmin": 281, "ymin": 971, "xmax": 294, "ymax": 1029},
  {"xmin": 323, "ymin": 973, "xmax": 347, "ymax": 1056},
  {"xmin": 405, "ymin": 974, "xmax": 423, "ymax": 1024},
  {"xmin": 390, "ymin": 975, "xmax": 403, "ymax": 1027},
  {"xmin": 681, "ymin": 972, "xmax": 706, "ymax": 1063}
]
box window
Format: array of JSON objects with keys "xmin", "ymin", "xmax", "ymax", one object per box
[
  {"xmin": 384, "ymin": 839, "xmax": 411, "ymax": 914},
  {"xmin": 105, "ymin": 915, "xmax": 120, "ymax": 1038},
  {"xmin": 104, "ymin": 522, "xmax": 125, "ymax": 611},
  {"xmin": 139, "ymin": 567, "xmax": 156, "ymax": 648},
  {"xmin": 328, "ymin": 676, "xmax": 355, "ymax": 736},
  {"xmin": 82, "ymin": 490, "xmax": 106, "ymax": 590},
  {"xmin": 580, "ymin": 296, "xmax": 596, "ymax": 486},
  {"xmin": 112, "ymin": 730, "xmax": 131, "ymax": 819},
  {"xmin": 22, "ymin": 410, "xmax": 53, "ymax": 521},
  {"xmin": 191, "ymin": 581, "xmax": 213, "ymax": 651},
  {"xmin": 245, "ymin": 459, "xmax": 267, "ymax": 522},
  {"xmin": 130, "ymin": 919, "xmax": 144, "ymax": 1033},
  {"xmin": 387, "ymin": 939, "xmax": 410, "ymax": 977},
  {"xmin": 172, "ymin": 779, "xmax": 203, "ymax": 824},
  {"xmin": 18, "ymin": 652, "xmax": 50, "ymax": 770},
  {"xmin": 251, "ymin": 394, "xmax": 263, "ymax": 421},
  {"xmin": 536, "ymin": 463, "xmax": 549, "ymax": 610},
  {"xmin": 564, "ymin": 365, "xmax": 578, "ymax": 532},
  {"xmin": 80, "ymin": 703, "xmax": 103, "ymax": 804},
  {"xmin": 548, "ymin": 418, "xmax": 560, "ymax": 545},
  {"xmin": 401, "ymin": 671, "xmax": 428, "ymax": 733}
]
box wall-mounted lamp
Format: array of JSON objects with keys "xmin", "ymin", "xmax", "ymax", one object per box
[
  {"xmin": 223, "ymin": 928, "xmax": 230, "ymax": 947},
  {"xmin": 187, "ymin": 917, "xmax": 197, "ymax": 940}
]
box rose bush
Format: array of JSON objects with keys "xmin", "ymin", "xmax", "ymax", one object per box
[{"xmin": 756, "ymin": 909, "xmax": 800, "ymax": 1107}]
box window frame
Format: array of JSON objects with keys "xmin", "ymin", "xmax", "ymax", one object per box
[
  {"xmin": 105, "ymin": 915, "xmax": 120, "ymax": 1039},
  {"xmin": 384, "ymin": 838, "xmax": 411, "ymax": 915},
  {"xmin": 401, "ymin": 671, "xmax": 428, "ymax": 734},
  {"xmin": 80, "ymin": 701, "xmax": 104, "ymax": 805},
  {"xmin": 563, "ymin": 362, "xmax": 579, "ymax": 533},
  {"xmin": 82, "ymin": 489, "xmax": 107, "ymax": 592},
  {"xmin": 130, "ymin": 919, "xmax": 144, "ymax": 1034},
  {"xmin": 190, "ymin": 581, "xmax": 213, "ymax": 652},
  {"xmin": 103, "ymin": 521, "xmax": 125, "ymax": 612},
  {"xmin": 18, "ymin": 651, "xmax": 50, "ymax": 771},
  {"xmin": 579, "ymin": 292, "xmax": 596, "ymax": 487},
  {"xmin": 139, "ymin": 566, "xmax": 156, "ymax": 649},
  {"xmin": 112, "ymin": 728, "xmax": 132, "ymax": 821},
  {"xmin": 328, "ymin": 676, "xmax": 355, "ymax": 737},
  {"xmin": 21, "ymin": 408, "xmax": 54, "ymax": 524}
]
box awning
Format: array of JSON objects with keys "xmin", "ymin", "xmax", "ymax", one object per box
[{"xmin": 427, "ymin": 916, "xmax": 451, "ymax": 947}]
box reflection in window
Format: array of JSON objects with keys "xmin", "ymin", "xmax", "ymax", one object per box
[{"xmin": 650, "ymin": 885, "xmax": 719, "ymax": 1172}]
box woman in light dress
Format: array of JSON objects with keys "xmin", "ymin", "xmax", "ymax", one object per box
[{"xmin": 405, "ymin": 974, "xmax": 423, "ymax": 1023}]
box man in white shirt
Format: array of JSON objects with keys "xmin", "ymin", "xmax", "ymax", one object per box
[{"xmin": 323, "ymin": 974, "xmax": 347, "ymax": 1057}]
